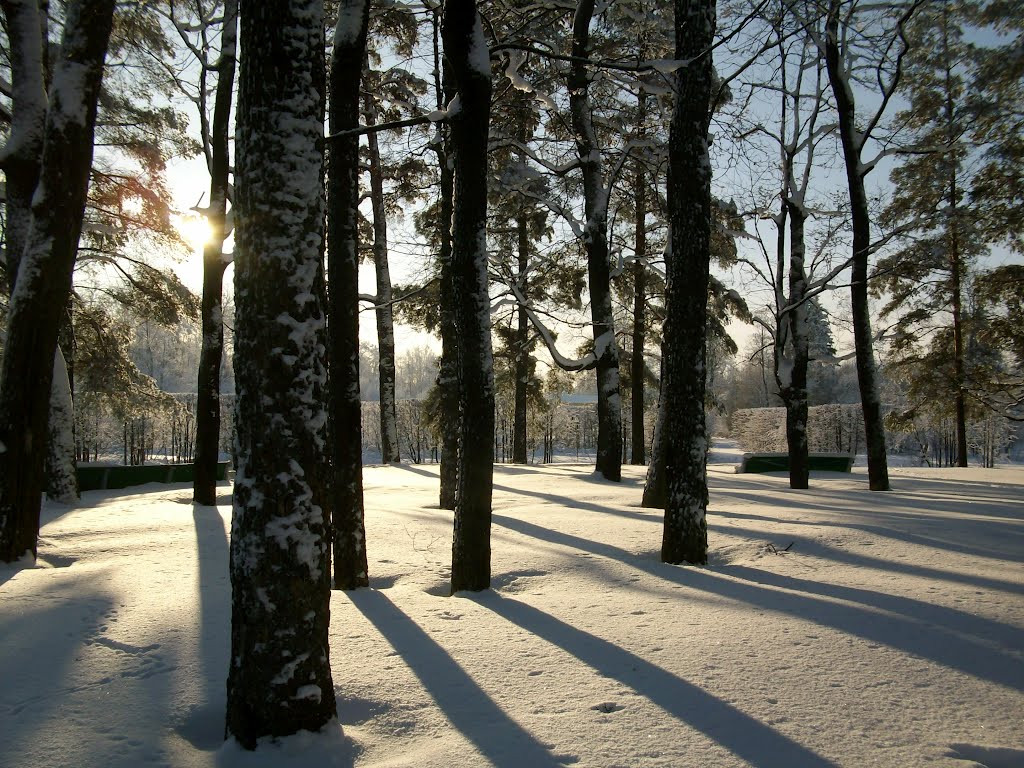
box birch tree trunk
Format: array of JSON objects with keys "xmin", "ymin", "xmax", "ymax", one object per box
[
  {"xmin": 328, "ymin": 0, "xmax": 370, "ymax": 589},
  {"xmin": 226, "ymin": 0, "xmax": 337, "ymax": 745},
  {"xmin": 569, "ymin": 0, "xmax": 622, "ymax": 482},
  {"xmin": 445, "ymin": 0, "xmax": 494, "ymax": 594},
  {"xmin": 193, "ymin": 0, "xmax": 237, "ymax": 506},
  {"xmin": 0, "ymin": 0, "xmax": 115, "ymax": 563},
  {"xmin": 363, "ymin": 92, "xmax": 401, "ymax": 464},
  {"xmin": 661, "ymin": 0, "xmax": 714, "ymax": 565},
  {"xmin": 824, "ymin": 2, "xmax": 890, "ymax": 491}
]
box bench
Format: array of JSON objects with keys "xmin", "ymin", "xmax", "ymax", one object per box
[
  {"xmin": 76, "ymin": 461, "xmax": 231, "ymax": 491},
  {"xmin": 736, "ymin": 452, "xmax": 855, "ymax": 474}
]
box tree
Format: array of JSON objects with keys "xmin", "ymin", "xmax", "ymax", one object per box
[
  {"xmin": 568, "ymin": 0, "xmax": 623, "ymax": 482},
  {"xmin": 327, "ymin": 0, "xmax": 370, "ymax": 590},
  {"xmin": 660, "ymin": 0, "xmax": 715, "ymax": 565},
  {"xmin": 169, "ymin": 0, "xmax": 239, "ymax": 505},
  {"xmin": 225, "ymin": 0, "xmax": 337, "ymax": 746},
  {"xmin": 875, "ymin": 0, "xmax": 982, "ymax": 467},
  {"xmin": 444, "ymin": 0, "xmax": 494, "ymax": 594},
  {"xmin": 0, "ymin": 0, "xmax": 116, "ymax": 563},
  {"xmin": 821, "ymin": 0, "xmax": 922, "ymax": 491}
]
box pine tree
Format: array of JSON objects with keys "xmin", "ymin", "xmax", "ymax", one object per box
[
  {"xmin": 876, "ymin": 0, "xmax": 983, "ymax": 467},
  {"xmin": 226, "ymin": 0, "xmax": 337, "ymax": 745},
  {"xmin": 0, "ymin": 0, "xmax": 116, "ymax": 563}
]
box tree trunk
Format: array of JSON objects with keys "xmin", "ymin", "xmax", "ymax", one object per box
[
  {"xmin": 0, "ymin": 0, "xmax": 115, "ymax": 563},
  {"xmin": 430, "ymin": 9, "xmax": 459, "ymax": 510},
  {"xmin": 631, "ymin": 148, "xmax": 647, "ymax": 466},
  {"xmin": 641, "ymin": 388, "xmax": 666, "ymax": 508},
  {"xmin": 782, "ymin": 203, "xmax": 810, "ymax": 490},
  {"xmin": 444, "ymin": 0, "xmax": 494, "ymax": 594},
  {"xmin": 46, "ymin": 345, "xmax": 78, "ymax": 503},
  {"xmin": 824, "ymin": 2, "xmax": 890, "ymax": 491},
  {"xmin": 193, "ymin": 0, "xmax": 236, "ymax": 506},
  {"xmin": 328, "ymin": 0, "xmax": 370, "ymax": 590},
  {"xmin": 569, "ymin": 0, "xmax": 622, "ymax": 483},
  {"xmin": 226, "ymin": 0, "xmax": 337, "ymax": 746},
  {"xmin": 363, "ymin": 91, "xmax": 401, "ymax": 464},
  {"xmin": 512, "ymin": 211, "xmax": 530, "ymax": 464},
  {"xmin": 661, "ymin": 0, "xmax": 715, "ymax": 566}
]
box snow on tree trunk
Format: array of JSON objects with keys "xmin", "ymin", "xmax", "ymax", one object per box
[
  {"xmin": 328, "ymin": 0, "xmax": 370, "ymax": 590},
  {"xmin": 824, "ymin": 2, "xmax": 890, "ymax": 491},
  {"xmin": 569, "ymin": 0, "xmax": 622, "ymax": 483},
  {"xmin": 364, "ymin": 94, "xmax": 401, "ymax": 464},
  {"xmin": 641, "ymin": 385, "xmax": 666, "ymax": 508},
  {"xmin": 0, "ymin": 0, "xmax": 47, "ymax": 285},
  {"xmin": 445, "ymin": 0, "xmax": 494, "ymax": 594},
  {"xmin": 46, "ymin": 345, "xmax": 79, "ymax": 503},
  {"xmin": 193, "ymin": 0, "xmax": 236, "ymax": 507},
  {"xmin": 0, "ymin": 0, "xmax": 115, "ymax": 564},
  {"xmin": 660, "ymin": 0, "xmax": 715, "ymax": 565},
  {"xmin": 226, "ymin": 0, "xmax": 337, "ymax": 746}
]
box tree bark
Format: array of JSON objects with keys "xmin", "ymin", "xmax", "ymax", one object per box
[
  {"xmin": 631, "ymin": 148, "xmax": 647, "ymax": 466},
  {"xmin": 226, "ymin": 0, "xmax": 337, "ymax": 746},
  {"xmin": 328, "ymin": 0, "xmax": 370, "ymax": 589},
  {"xmin": 512, "ymin": 210, "xmax": 530, "ymax": 464},
  {"xmin": 781, "ymin": 202, "xmax": 810, "ymax": 490},
  {"xmin": 0, "ymin": 0, "xmax": 115, "ymax": 563},
  {"xmin": 824, "ymin": 2, "xmax": 890, "ymax": 491},
  {"xmin": 444, "ymin": 0, "xmax": 494, "ymax": 594},
  {"xmin": 193, "ymin": 0, "xmax": 237, "ymax": 506},
  {"xmin": 45, "ymin": 345, "xmax": 78, "ymax": 503},
  {"xmin": 569, "ymin": 0, "xmax": 622, "ymax": 482},
  {"xmin": 363, "ymin": 90, "xmax": 401, "ymax": 464},
  {"xmin": 661, "ymin": 0, "xmax": 715, "ymax": 565}
]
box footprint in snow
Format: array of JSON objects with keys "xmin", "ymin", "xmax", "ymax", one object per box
[{"xmin": 591, "ymin": 702, "xmax": 624, "ymax": 714}]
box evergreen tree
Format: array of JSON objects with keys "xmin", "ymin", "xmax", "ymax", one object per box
[
  {"xmin": 876, "ymin": 0, "xmax": 983, "ymax": 467},
  {"xmin": 226, "ymin": 0, "xmax": 337, "ymax": 745}
]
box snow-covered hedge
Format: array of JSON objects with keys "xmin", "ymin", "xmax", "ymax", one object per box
[{"xmin": 731, "ymin": 404, "xmax": 864, "ymax": 454}]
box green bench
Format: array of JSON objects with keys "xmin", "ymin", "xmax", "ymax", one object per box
[
  {"xmin": 736, "ymin": 452, "xmax": 855, "ymax": 474},
  {"xmin": 76, "ymin": 461, "xmax": 230, "ymax": 491}
]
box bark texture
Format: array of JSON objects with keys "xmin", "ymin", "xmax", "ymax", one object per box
[
  {"xmin": 46, "ymin": 346, "xmax": 79, "ymax": 503},
  {"xmin": 193, "ymin": 0, "xmax": 237, "ymax": 506},
  {"xmin": 363, "ymin": 92, "xmax": 401, "ymax": 464},
  {"xmin": 328, "ymin": 0, "xmax": 370, "ymax": 590},
  {"xmin": 569, "ymin": 0, "xmax": 622, "ymax": 482},
  {"xmin": 631, "ymin": 149, "xmax": 647, "ymax": 466},
  {"xmin": 444, "ymin": 0, "xmax": 494, "ymax": 593},
  {"xmin": 0, "ymin": 0, "xmax": 115, "ymax": 563},
  {"xmin": 512, "ymin": 210, "xmax": 530, "ymax": 464},
  {"xmin": 824, "ymin": 2, "xmax": 890, "ymax": 491},
  {"xmin": 660, "ymin": 0, "xmax": 715, "ymax": 565},
  {"xmin": 226, "ymin": 0, "xmax": 337, "ymax": 746}
]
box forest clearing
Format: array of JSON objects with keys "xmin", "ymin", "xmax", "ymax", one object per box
[{"xmin": 2, "ymin": 444, "xmax": 1022, "ymax": 768}]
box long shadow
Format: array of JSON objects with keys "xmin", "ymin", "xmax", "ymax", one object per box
[
  {"xmin": 713, "ymin": 506, "xmax": 1024, "ymax": 564},
  {"xmin": 475, "ymin": 593, "xmax": 839, "ymax": 768},
  {"xmin": 491, "ymin": 482, "xmax": 659, "ymax": 524},
  {"xmin": 176, "ymin": 504, "xmax": 232, "ymax": 750},
  {"xmin": 348, "ymin": 589, "xmax": 566, "ymax": 767},
  {"xmin": 717, "ymin": 521, "xmax": 1024, "ymax": 595},
  {"xmin": 491, "ymin": 514, "xmax": 1024, "ymax": 692},
  {"xmin": 0, "ymin": 584, "xmax": 114, "ymax": 760}
]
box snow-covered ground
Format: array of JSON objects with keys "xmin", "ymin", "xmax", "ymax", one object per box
[{"xmin": 3, "ymin": 444, "xmax": 1023, "ymax": 768}]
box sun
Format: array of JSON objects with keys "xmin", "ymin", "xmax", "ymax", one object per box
[{"xmin": 175, "ymin": 212, "xmax": 214, "ymax": 253}]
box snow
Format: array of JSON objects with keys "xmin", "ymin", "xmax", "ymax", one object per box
[{"xmin": 2, "ymin": 443, "xmax": 1023, "ymax": 767}]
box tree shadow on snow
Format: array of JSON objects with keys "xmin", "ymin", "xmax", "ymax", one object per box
[
  {"xmin": 474, "ymin": 592, "xmax": 839, "ymax": 768},
  {"xmin": 348, "ymin": 589, "xmax": 571, "ymax": 767},
  {"xmin": 491, "ymin": 514, "xmax": 1024, "ymax": 694}
]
